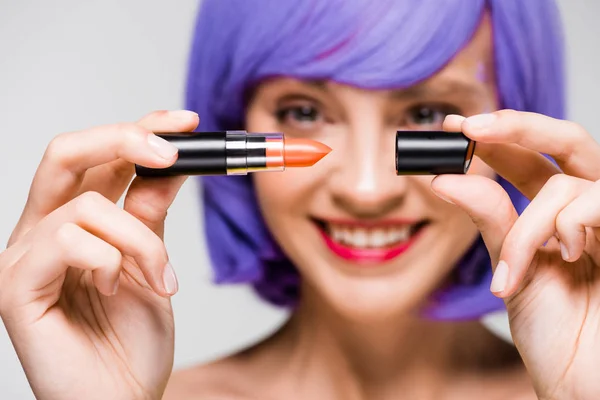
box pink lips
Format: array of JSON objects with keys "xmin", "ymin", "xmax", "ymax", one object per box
[{"xmin": 316, "ymin": 221, "xmax": 425, "ymax": 264}]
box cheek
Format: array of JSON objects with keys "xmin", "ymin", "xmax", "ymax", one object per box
[
  {"xmin": 252, "ymin": 169, "xmax": 331, "ymax": 266},
  {"xmin": 253, "ymin": 174, "xmax": 294, "ymax": 215},
  {"xmin": 252, "ymin": 169, "xmax": 323, "ymax": 219}
]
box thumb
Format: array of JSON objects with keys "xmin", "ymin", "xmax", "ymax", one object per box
[
  {"xmin": 123, "ymin": 176, "xmax": 188, "ymax": 239},
  {"xmin": 430, "ymin": 174, "xmax": 518, "ymax": 271}
]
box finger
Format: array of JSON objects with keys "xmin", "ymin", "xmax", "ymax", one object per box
[
  {"xmin": 137, "ymin": 109, "xmax": 200, "ymax": 132},
  {"xmin": 431, "ymin": 174, "xmax": 518, "ymax": 267},
  {"xmin": 0, "ymin": 223, "xmax": 122, "ymax": 316},
  {"xmin": 498, "ymin": 174, "xmax": 590, "ymax": 297},
  {"xmin": 474, "ymin": 142, "xmax": 560, "ymax": 199},
  {"xmin": 124, "ymin": 175, "xmax": 188, "ymax": 239},
  {"xmin": 79, "ymin": 110, "xmax": 199, "ymax": 202},
  {"xmin": 19, "ymin": 125, "xmax": 176, "ymax": 235},
  {"xmin": 119, "ymin": 172, "xmax": 188, "ymax": 298},
  {"xmin": 31, "ymin": 191, "xmax": 176, "ymax": 296},
  {"xmin": 19, "ymin": 223, "xmax": 122, "ymax": 298},
  {"xmin": 444, "ymin": 115, "xmax": 561, "ymax": 199},
  {"xmin": 17, "ymin": 112, "xmax": 196, "ymax": 236},
  {"xmin": 442, "ymin": 114, "xmax": 466, "ymax": 132},
  {"xmin": 555, "ymin": 179, "xmax": 600, "ymax": 262},
  {"xmin": 460, "ymin": 110, "xmax": 600, "ymax": 180}
]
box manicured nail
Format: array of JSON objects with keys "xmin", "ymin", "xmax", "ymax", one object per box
[
  {"xmin": 490, "ymin": 260, "xmax": 509, "ymax": 294},
  {"xmin": 444, "ymin": 114, "xmax": 466, "ymax": 126},
  {"xmin": 466, "ymin": 113, "xmax": 496, "ymax": 131},
  {"xmin": 431, "ymin": 187, "xmax": 454, "ymax": 204},
  {"xmin": 148, "ymin": 133, "xmax": 178, "ymax": 160},
  {"xmin": 167, "ymin": 110, "xmax": 198, "ymax": 121},
  {"xmin": 559, "ymin": 241, "xmax": 570, "ymax": 261},
  {"xmin": 111, "ymin": 279, "xmax": 120, "ymax": 296},
  {"xmin": 163, "ymin": 262, "xmax": 179, "ymax": 295}
]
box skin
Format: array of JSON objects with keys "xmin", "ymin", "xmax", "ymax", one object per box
[
  {"xmin": 166, "ymin": 16, "xmax": 533, "ymax": 400},
  {"xmin": 3, "ymin": 14, "xmax": 600, "ymax": 400}
]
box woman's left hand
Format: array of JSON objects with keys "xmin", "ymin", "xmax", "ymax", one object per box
[{"xmin": 432, "ymin": 110, "xmax": 600, "ymax": 400}]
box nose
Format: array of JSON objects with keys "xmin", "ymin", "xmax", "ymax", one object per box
[{"xmin": 328, "ymin": 128, "xmax": 409, "ymax": 218}]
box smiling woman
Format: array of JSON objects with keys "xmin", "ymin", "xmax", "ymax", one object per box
[
  {"xmin": 193, "ymin": 2, "xmax": 551, "ymax": 320},
  {"xmin": 245, "ymin": 64, "xmax": 498, "ymax": 322},
  {"xmin": 10, "ymin": 0, "xmax": 600, "ymax": 398},
  {"xmin": 170, "ymin": 0, "xmax": 561, "ymax": 397}
]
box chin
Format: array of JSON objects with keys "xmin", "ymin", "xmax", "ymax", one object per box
[
  {"xmin": 283, "ymin": 218, "xmax": 474, "ymax": 322},
  {"xmin": 267, "ymin": 207, "xmax": 478, "ymax": 322},
  {"xmin": 294, "ymin": 254, "xmax": 449, "ymax": 324},
  {"xmin": 302, "ymin": 268, "xmax": 438, "ymax": 323}
]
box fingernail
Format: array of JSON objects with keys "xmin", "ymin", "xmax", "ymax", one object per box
[
  {"xmin": 490, "ymin": 260, "xmax": 509, "ymax": 294},
  {"xmin": 111, "ymin": 279, "xmax": 120, "ymax": 296},
  {"xmin": 431, "ymin": 188, "xmax": 454, "ymax": 204},
  {"xmin": 163, "ymin": 262, "xmax": 179, "ymax": 295},
  {"xmin": 560, "ymin": 241, "xmax": 570, "ymax": 261},
  {"xmin": 147, "ymin": 134, "xmax": 178, "ymax": 160},
  {"xmin": 466, "ymin": 113, "xmax": 496, "ymax": 131},
  {"xmin": 444, "ymin": 114, "xmax": 466, "ymax": 125},
  {"xmin": 167, "ymin": 110, "xmax": 198, "ymax": 121}
]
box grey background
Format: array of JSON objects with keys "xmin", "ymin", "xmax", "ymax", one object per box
[{"xmin": 0, "ymin": 1, "xmax": 597, "ymax": 398}]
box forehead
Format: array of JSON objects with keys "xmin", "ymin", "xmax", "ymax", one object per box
[
  {"xmin": 250, "ymin": 14, "xmax": 495, "ymax": 102},
  {"xmin": 385, "ymin": 13, "xmax": 496, "ymax": 105},
  {"xmin": 427, "ymin": 14, "xmax": 494, "ymax": 86}
]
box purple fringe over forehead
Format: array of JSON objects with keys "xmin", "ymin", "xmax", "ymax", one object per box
[{"xmin": 185, "ymin": 0, "xmax": 565, "ymax": 320}]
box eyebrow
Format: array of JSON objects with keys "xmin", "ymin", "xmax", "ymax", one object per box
[
  {"xmin": 296, "ymin": 78, "xmax": 487, "ymax": 101},
  {"xmin": 304, "ymin": 80, "xmax": 328, "ymax": 90},
  {"xmin": 388, "ymin": 79, "xmax": 487, "ymax": 101}
]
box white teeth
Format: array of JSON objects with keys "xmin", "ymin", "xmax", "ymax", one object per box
[
  {"xmin": 343, "ymin": 229, "xmax": 352, "ymax": 243},
  {"xmin": 327, "ymin": 223, "xmax": 416, "ymax": 249},
  {"xmin": 354, "ymin": 229, "xmax": 367, "ymax": 247},
  {"xmin": 333, "ymin": 229, "xmax": 343, "ymax": 242},
  {"xmin": 386, "ymin": 229, "xmax": 396, "ymax": 243},
  {"xmin": 398, "ymin": 228, "xmax": 409, "ymax": 242},
  {"xmin": 370, "ymin": 230, "xmax": 386, "ymax": 247}
]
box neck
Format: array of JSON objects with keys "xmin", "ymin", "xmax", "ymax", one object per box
[{"xmin": 272, "ymin": 285, "xmax": 524, "ymax": 398}]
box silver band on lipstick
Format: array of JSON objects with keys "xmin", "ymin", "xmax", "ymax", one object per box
[
  {"xmin": 225, "ymin": 131, "xmax": 284, "ymax": 175},
  {"xmin": 225, "ymin": 130, "xmax": 248, "ymax": 175}
]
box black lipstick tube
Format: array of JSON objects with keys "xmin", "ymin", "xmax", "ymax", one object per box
[
  {"xmin": 135, "ymin": 131, "xmax": 284, "ymax": 177},
  {"xmin": 395, "ymin": 131, "xmax": 476, "ymax": 175}
]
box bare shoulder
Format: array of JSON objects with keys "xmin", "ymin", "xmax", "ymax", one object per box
[
  {"xmin": 163, "ymin": 355, "xmax": 256, "ymax": 400},
  {"xmin": 164, "ymin": 322, "xmax": 290, "ymax": 399}
]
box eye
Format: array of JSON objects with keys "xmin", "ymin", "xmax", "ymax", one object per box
[
  {"xmin": 275, "ymin": 103, "xmax": 324, "ymax": 132},
  {"xmin": 404, "ymin": 104, "xmax": 460, "ymax": 130}
]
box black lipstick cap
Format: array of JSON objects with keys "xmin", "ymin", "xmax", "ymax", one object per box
[{"xmin": 395, "ymin": 131, "xmax": 475, "ymax": 175}]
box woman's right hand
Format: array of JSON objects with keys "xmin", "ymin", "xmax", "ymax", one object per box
[{"xmin": 0, "ymin": 110, "xmax": 199, "ymax": 400}]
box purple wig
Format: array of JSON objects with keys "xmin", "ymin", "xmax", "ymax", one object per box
[{"xmin": 185, "ymin": 0, "xmax": 565, "ymax": 320}]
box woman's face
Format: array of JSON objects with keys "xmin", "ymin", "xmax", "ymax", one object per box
[{"xmin": 246, "ymin": 19, "xmax": 498, "ymax": 320}]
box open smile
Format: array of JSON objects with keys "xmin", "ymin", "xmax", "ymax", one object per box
[{"xmin": 313, "ymin": 218, "xmax": 430, "ymax": 264}]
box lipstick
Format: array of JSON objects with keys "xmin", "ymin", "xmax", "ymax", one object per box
[
  {"xmin": 135, "ymin": 131, "xmax": 331, "ymax": 177},
  {"xmin": 395, "ymin": 131, "xmax": 475, "ymax": 175},
  {"xmin": 317, "ymin": 223, "xmax": 426, "ymax": 264}
]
